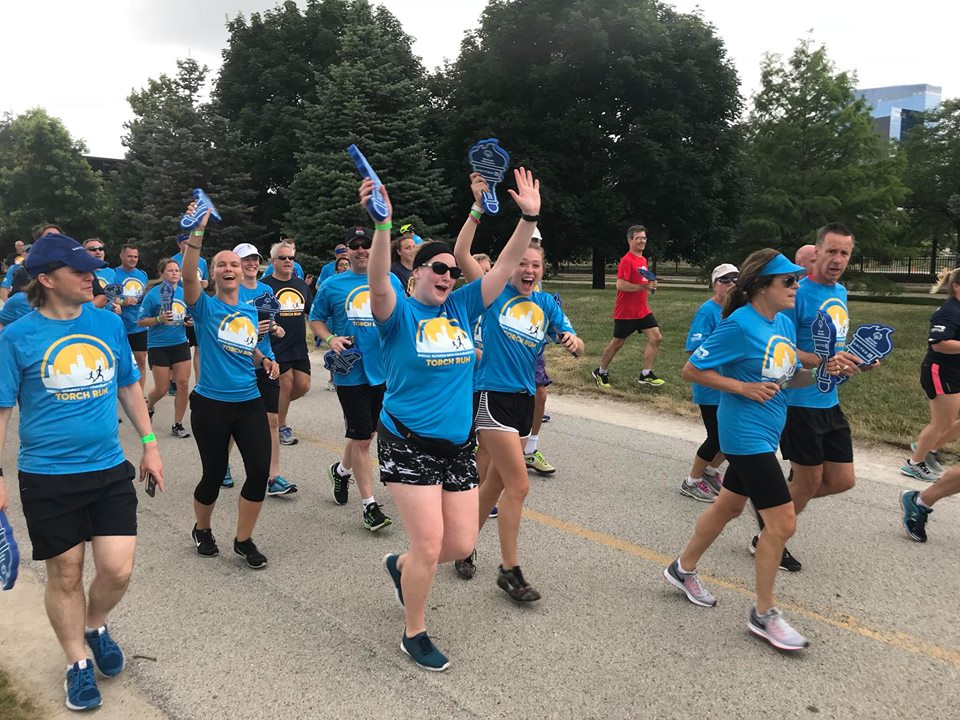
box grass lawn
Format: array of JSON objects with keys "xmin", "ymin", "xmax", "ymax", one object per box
[
  {"xmin": 0, "ymin": 668, "xmax": 41, "ymax": 720},
  {"xmin": 542, "ymin": 283, "xmax": 940, "ymax": 450}
]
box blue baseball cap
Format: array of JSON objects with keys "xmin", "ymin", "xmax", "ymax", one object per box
[
  {"xmin": 23, "ymin": 233, "xmax": 106, "ymax": 277},
  {"xmin": 759, "ymin": 253, "xmax": 805, "ymax": 277}
]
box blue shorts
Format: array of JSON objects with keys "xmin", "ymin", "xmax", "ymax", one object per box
[{"xmin": 535, "ymin": 350, "xmax": 551, "ymax": 388}]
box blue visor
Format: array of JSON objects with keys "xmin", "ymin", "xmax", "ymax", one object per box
[{"xmin": 759, "ymin": 253, "xmax": 806, "ymax": 276}]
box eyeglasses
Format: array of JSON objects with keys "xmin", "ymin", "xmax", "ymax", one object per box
[
  {"xmin": 86, "ymin": 246, "xmax": 105, "ymax": 252},
  {"xmin": 347, "ymin": 239, "xmax": 372, "ymax": 250},
  {"xmin": 275, "ymin": 255, "xmax": 295, "ymax": 261},
  {"xmin": 779, "ymin": 275, "xmax": 797, "ymax": 287},
  {"xmin": 421, "ymin": 261, "xmax": 462, "ymax": 279},
  {"xmin": 716, "ymin": 276, "xmax": 738, "ymax": 284}
]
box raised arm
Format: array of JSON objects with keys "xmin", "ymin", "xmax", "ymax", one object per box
[
  {"xmin": 480, "ymin": 167, "xmax": 541, "ymax": 306},
  {"xmin": 453, "ymin": 173, "xmax": 489, "ymax": 282},
  {"xmin": 181, "ymin": 204, "xmax": 211, "ymax": 305},
  {"xmin": 361, "ymin": 179, "xmax": 396, "ymax": 322}
]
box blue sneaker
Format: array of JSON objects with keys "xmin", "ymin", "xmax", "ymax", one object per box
[
  {"xmin": 84, "ymin": 624, "xmax": 125, "ymax": 677},
  {"xmin": 167, "ymin": 381, "xmax": 177, "ymax": 397},
  {"xmin": 400, "ymin": 631, "xmax": 449, "ymax": 672},
  {"xmin": 488, "ymin": 505, "xmax": 499, "ymax": 519},
  {"xmin": 382, "ymin": 553, "xmax": 403, "ymax": 606},
  {"xmin": 900, "ymin": 490, "xmax": 931, "ymax": 543},
  {"xmin": 64, "ymin": 659, "xmax": 101, "ymax": 711},
  {"xmin": 221, "ymin": 464, "xmax": 234, "ymax": 489},
  {"xmin": 267, "ymin": 475, "xmax": 298, "ymax": 496}
]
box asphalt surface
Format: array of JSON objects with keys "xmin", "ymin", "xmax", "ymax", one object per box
[{"xmin": 1, "ymin": 361, "xmax": 958, "ymax": 719}]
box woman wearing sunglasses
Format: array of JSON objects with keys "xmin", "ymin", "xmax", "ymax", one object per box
[
  {"xmin": 679, "ymin": 263, "xmax": 740, "ymax": 503},
  {"xmin": 451, "ymin": 172, "xmax": 583, "ymax": 600},
  {"xmin": 665, "ymin": 249, "xmax": 823, "ymax": 652},
  {"xmin": 366, "ymin": 167, "xmax": 541, "ymax": 672}
]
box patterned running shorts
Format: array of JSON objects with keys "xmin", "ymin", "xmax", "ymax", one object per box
[{"xmin": 378, "ymin": 435, "xmax": 478, "ymax": 492}]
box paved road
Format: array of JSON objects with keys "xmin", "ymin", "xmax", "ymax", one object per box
[{"xmin": 1, "ymin": 363, "xmax": 958, "ymax": 719}]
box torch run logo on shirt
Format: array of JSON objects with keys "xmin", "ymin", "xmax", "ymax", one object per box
[
  {"xmin": 762, "ymin": 335, "xmax": 798, "ymax": 387},
  {"xmin": 344, "ymin": 286, "xmax": 375, "ymax": 327},
  {"xmin": 415, "ymin": 315, "xmax": 474, "ymax": 365},
  {"xmin": 498, "ymin": 295, "xmax": 546, "ymax": 343},
  {"xmin": 121, "ymin": 277, "xmax": 145, "ymax": 299},
  {"xmin": 217, "ymin": 312, "xmax": 257, "ymax": 354},
  {"xmin": 819, "ymin": 298, "xmax": 849, "ymax": 349},
  {"xmin": 40, "ymin": 335, "xmax": 116, "ymax": 401}
]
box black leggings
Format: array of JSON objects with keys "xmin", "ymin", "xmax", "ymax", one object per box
[
  {"xmin": 189, "ymin": 391, "xmax": 270, "ymax": 504},
  {"xmin": 696, "ymin": 404, "xmax": 721, "ymax": 462}
]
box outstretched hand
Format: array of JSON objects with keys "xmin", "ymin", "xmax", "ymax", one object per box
[
  {"xmin": 507, "ymin": 167, "xmax": 541, "ymax": 217},
  {"xmin": 359, "ymin": 179, "xmax": 392, "ymax": 223}
]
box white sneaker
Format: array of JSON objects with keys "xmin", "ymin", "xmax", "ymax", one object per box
[{"xmin": 748, "ymin": 607, "xmax": 809, "ymax": 651}]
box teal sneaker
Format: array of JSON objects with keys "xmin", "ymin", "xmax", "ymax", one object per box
[
  {"xmin": 400, "ymin": 631, "xmax": 450, "ymax": 672},
  {"xmin": 84, "ymin": 624, "xmax": 125, "ymax": 677},
  {"xmin": 900, "ymin": 490, "xmax": 931, "ymax": 542},
  {"xmin": 383, "ymin": 553, "xmax": 403, "ymax": 606},
  {"xmin": 221, "ymin": 464, "xmax": 234, "ymax": 489},
  {"xmin": 267, "ymin": 475, "xmax": 298, "ymax": 496},
  {"xmin": 64, "ymin": 659, "xmax": 101, "ymax": 711}
]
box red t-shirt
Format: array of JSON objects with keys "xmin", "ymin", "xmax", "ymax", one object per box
[{"xmin": 613, "ymin": 252, "xmax": 651, "ymax": 319}]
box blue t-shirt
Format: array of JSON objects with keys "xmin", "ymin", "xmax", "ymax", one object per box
[
  {"xmin": 113, "ymin": 266, "xmax": 149, "ymax": 335},
  {"xmin": 138, "ymin": 284, "xmax": 188, "ymax": 348},
  {"xmin": 378, "ymin": 279, "xmax": 486, "ymax": 443},
  {"xmin": 311, "ymin": 271, "xmax": 405, "ymax": 387},
  {"xmin": 188, "ymin": 292, "xmax": 260, "ymax": 402},
  {"xmin": 783, "ymin": 278, "xmax": 848, "ymax": 409},
  {"xmin": 0, "ymin": 305, "xmax": 139, "ymax": 473},
  {"xmin": 474, "ymin": 285, "xmax": 575, "ymax": 395},
  {"xmin": 238, "ymin": 282, "xmax": 277, "ymax": 361},
  {"xmin": 96, "ymin": 267, "xmax": 116, "ymax": 286},
  {"xmin": 262, "ymin": 261, "xmax": 304, "ymax": 280},
  {"xmin": 0, "ymin": 293, "xmax": 33, "ymax": 328},
  {"xmin": 319, "ymin": 260, "xmax": 340, "ymax": 285},
  {"xmin": 689, "ymin": 304, "xmax": 798, "ymax": 455},
  {"xmin": 685, "ymin": 298, "xmax": 723, "ymax": 406},
  {"xmin": 0, "ymin": 265, "xmax": 18, "ymax": 290},
  {"xmin": 171, "ymin": 252, "xmax": 209, "ymax": 286}
]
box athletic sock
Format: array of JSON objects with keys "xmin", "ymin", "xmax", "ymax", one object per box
[
  {"xmin": 524, "ymin": 435, "xmax": 539, "ymax": 454},
  {"xmin": 84, "ymin": 626, "xmax": 102, "ymax": 635},
  {"xmin": 703, "ymin": 467, "xmax": 719, "ymax": 477},
  {"xmin": 917, "ymin": 497, "xmax": 933, "ymax": 510},
  {"xmin": 362, "ymin": 496, "xmax": 375, "ymax": 508},
  {"xmin": 641, "ymin": 369, "xmax": 651, "ymax": 376},
  {"xmin": 685, "ymin": 476, "xmax": 701, "ymax": 487},
  {"xmin": 598, "ymin": 366, "xmax": 608, "ymax": 374},
  {"xmin": 676, "ymin": 559, "xmax": 693, "ymax": 575},
  {"xmin": 336, "ymin": 462, "xmax": 351, "ymax": 477}
]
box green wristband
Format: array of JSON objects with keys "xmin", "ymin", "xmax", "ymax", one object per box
[
  {"xmin": 375, "ymin": 221, "xmax": 392, "ymax": 232},
  {"xmin": 141, "ymin": 433, "xmax": 156, "ymax": 444}
]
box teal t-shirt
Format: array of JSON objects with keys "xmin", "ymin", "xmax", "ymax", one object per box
[
  {"xmin": 138, "ymin": 284, "xmax": 188, "ymax": 348},
  {"xmin": 113, "ymin": 266, "xmax": 149, "ymax": 335},
  {"xmin": 685, "ymin": 299, "xmax": 723, "ymax": 406},
  {"xmin": 0, "ymin": 293, "xmax": 33, "ymax": 328},
  {"xmin": 0, "ymin": 305, "xmax": 139, "ymax": 473},
  {"xmin": 171, "ymin": 252, "xmax": 208, "ymax": 286},
  {"xmin": 238, "ymin": 282, "xmax": 276, "ymax": 361},
  {"xmin": 188, "ymin": 292, "xmax": 259, "ymax": 402}
]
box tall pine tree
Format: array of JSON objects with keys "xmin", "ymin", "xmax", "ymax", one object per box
[{"xmin": 285, "ymin": 0, "xmax": 450, "ymax": 256}]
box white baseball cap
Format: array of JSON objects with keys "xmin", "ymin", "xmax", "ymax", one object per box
[
  {"xmin": 711, "ymin": 263, "xmax": 739, "ymax": 283},
  {"xmin": 233, "ymin": 243, "xmax": 261, "ymax": 259},
  {"xmin": 531, "ymin": 226, "xmax": 542, "ymax": 241}
]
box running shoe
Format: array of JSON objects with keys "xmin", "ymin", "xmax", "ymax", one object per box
[
  {"xmin": 383, "ymin": 553, "xmax": 403, "ymax": 606},
  {"xmin": 702, "ymin": 471, "xmax": 723, "ymax": 495},
  {"xmin": 748, "ymin": 607, "xmax": 809, "ymax": 651},
  {"xmin": 400, "ymin": 631, "xmax": 450, "ymax": 672},
  {"xmin": 191, "ymin": 524, "xmax": 219, "ymax": 557},
  {"xmin": 147, "ymin": 408, "xmax": 154, "ymax": 420},
  {"xmin": 488, "ymin": 506, "xmax": 499, "ymax": 519},
  {"xmin": 679, "ymin": 479, "xmax": 715, "ymax": 503},
  {"xmin": 901, "ymin": 458, "xmax": 939, "ymax": 482},
  {"xmin": 497, "ymin": 565, "xmax": 541, "ymax": 602},
  {"xmin": 454, "ymin": 550, "xmax": 476, "ymax": 579},
  {"xmin": 267, "ymin": 475, "xmax": 298, "ymax": 496},
  {"xmin": 663, "ymin": 559, "xmax": 716, "ymax": 607},
  {"xmin": 328, "ymin": 462, "xmax": 351, "ymax": 505},
  {"xmin": 326, "ymin": 380, "xmax": 336, "ymax": 392},
  {"xmin": 541, "ymin": 414, "xmax": 551, "ymax": 423},
  {"xmin": 900, "ymin": 489, "xmax": 931, "ymax": 543},
  {"xmin": 749, "ymin": 535, "xmax": 801, "ymax": 572},
  {"xmin": 234, "ymin": 537, "xmax": 267, "ymax": 569},
  {"xmin": 525, "ymin": 450, "xmax": 556, "ymax": 475},
  {"xmin": 279, "ymin": 425, "xmax": 299, "ymax": 446},
  {"xmin": 168, "ymin": 381, "xmax": 177, "ymax": 397},
  {"xmin": 591, "ymin": 367, "xmax": 611, "ymax": 389},
  {"xmin": 221, "ymin": 464, "xmax": 234, "ymax": 489},
  {"xmin": 639, "ymin": 371, "xmax": 665, "ymax": 387},
  {"xmin": 84, "ymin": 625, "xmax": 125, "ymax": 677},
  {"xmin": 363, "ymin": 502, "xmax": 392, "ymax": 531},
  {"xmin": 911, "ymin": 442, "xmax": 944, "ymax": 475},
  {"xmin": 64, "ymin": 659, "xmax": 101, "ymax": 711},
  {"xmin": 171, "ymin": 422, "xmax": 191, "ymax": 439}
]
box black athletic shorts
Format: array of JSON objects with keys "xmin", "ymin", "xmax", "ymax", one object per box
[
  {"xmin": 279, "ymin": 357, "xmax": 311, "ymax": 375},
  {"xmin": 147, "ymin": 342, "xmax": 191, "ymax": 369},
  {"xmin": 18, "ymin": 461, "xmax": 137, "ymax": 560},
  {"xmin": 779, "ymin": 405, "xmax": 853, "ymax": 466},
  {"xmin": 721, "ymin": 453, "xmax": 792, "ymax": 511},
  {"xmin": 377, "ymin": 428, "xmax": 478, "ymax": 492},
  {"xmin": 336, "ymin": 383, "xmax": 386, "ymax": 440},
  {"xmin": 127, "ymin": 331, "xmax": 148, "ymax": 353},
  {"xmin": 256, "ymin": 368, "xmax": 281, "ymax": 414},
  {"xmin": 613, "ymin": 314, "xmax": 659, "ymax": 338},
  {"xmin": 920, "ymin": 359, "xmax": 960, "ymax": 399},
  {"xmin": 185, "ymin": 324, "xmax": 197, "ymax": 348},
  {"xmin": 473, "ymin": 390, "xmax": 534, "ymax": 437}
]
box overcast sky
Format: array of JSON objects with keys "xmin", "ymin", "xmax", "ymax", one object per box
[{"xmin": 1, "ymin": 0, "xmax": 954, "ymax": 158}]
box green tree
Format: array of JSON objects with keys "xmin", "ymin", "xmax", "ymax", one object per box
[
  {"xmin": 215, "ymin": 0, "xmax": 350, "ymax": 239},
  {"xmin": 117, "ymin": 59, "xmax": 259, "ymax": 269},
  {"xmin": 432, "ymin": 0, "xmax": 742, "ymax": 283},
  {"xmin": 285, "ymin": 0, "xmax": 450, "ymax": 256},
  {"xmin": 0, "ymin": 109, "xmax": 108, "ymax": 244},
  {"xmin": 740, "ymin": 41, "xmax": 907, "ymax": 256}
]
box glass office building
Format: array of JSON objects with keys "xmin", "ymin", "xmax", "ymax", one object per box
[{"xmin": 855, "ymin": 84, "xmax": 942, "ymax": 140}]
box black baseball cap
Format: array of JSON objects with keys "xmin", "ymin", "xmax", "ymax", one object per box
[{"xmin": 345, "ymin": 226, "xmax": 372, "ymax": 242}]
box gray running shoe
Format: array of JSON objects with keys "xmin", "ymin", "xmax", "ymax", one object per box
[
  {"xmin": 911, "ymin": 443, "xmax": 944, "ymax": 475},
  {"xmin": 679, "ymin": 479, "xmax": 715, "ymax": 503},
  {"xmin": 663, "ymin": 559, "xmax": 716, "ymax": 607},
  {"xmin": 748, "ymin": 607, "xmax": 809, "ymax": 651},
  {"xmin": 701, "ymin": 471, "xmax": 723, "ymax": 495},
  {"xmin": 900, "ymin": 459, "xmax": 939, "ymax": 483}
]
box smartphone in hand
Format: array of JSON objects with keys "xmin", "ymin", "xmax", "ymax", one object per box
[{"xmin": 145, "ymin": 473, "xmax": 157, "ymax": 498}]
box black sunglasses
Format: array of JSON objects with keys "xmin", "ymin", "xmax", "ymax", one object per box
[
  {"xmin": 421, "ymin": 261, "xmax": 462, "ymax": 279},
  {"xmin": 779, "ymin": 275, "xmax": 798, "ymax": 287},
  {"xmin": 347, "ymin": 239, "xmax": 372, "ymax": 250},
  {"xmin": 275, "ymin": 255, "xmax": 295, "ymax": 261},
  {"xmin": 86, "ymin": 246, "xmax": 105, "ymax": 252}
]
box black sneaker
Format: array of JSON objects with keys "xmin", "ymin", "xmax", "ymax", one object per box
[
  {"xmin": 591, "ymin": 367, "xmax": 611, "ymax": 389},
  {"xmin": 363, "ymin": 502, "xmax": 392, "ymax": 532},
  {"xmin": 327, "ymin": 462, "xmax": 351, "ymax": 505},
  {"xmin": 454, "ymin": 550, "xmax": 476, "ymax": 579},
  {"xmin": 638, "ymin": 371, "xmax": 665, "ymax": 387},
  {"xmin": 171, "ymin": 422, "xmax": 191, "ymax": 439},
  {"xmin": 191, "ymin": 524, "xmax": 218, "ymax": 557},
  {"xmin": 749, "ymin": 534, "xmax": 801, "ymax": 572},
  {"xmin": 496, "ymin": 565, "xmax": 541, "ymax": 602},
  {"xmin": 234, "ymin": 537, "xmax": 268, "ymax": 569}
]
